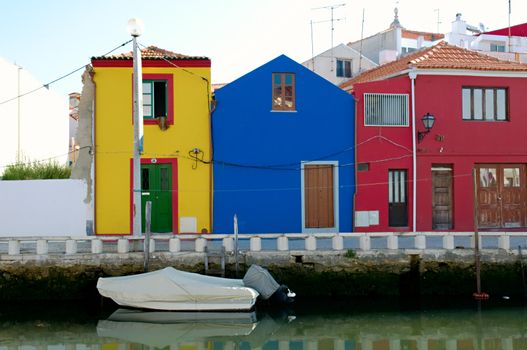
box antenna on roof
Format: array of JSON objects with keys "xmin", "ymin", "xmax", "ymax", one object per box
[
  {"xmin": 508, "ymin": 0, "xmax": 512, "ymax": 53},
  {"xmin": 358, "ymin": 8, "xmax": 365, "ymax": 74},
  {"xmin": 434, "ymin": 9, "xmax": 441, "ymax": 33},
  {"xmin": 312, "ymin": 3, "xmax": 346, "ymax": 71}
]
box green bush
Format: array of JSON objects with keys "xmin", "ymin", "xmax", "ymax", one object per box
[{"xmin": 1, "ymin": 161, "xmax": 71, "ymax": 180}]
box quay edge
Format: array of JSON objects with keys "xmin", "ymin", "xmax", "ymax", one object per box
[{"xmin": 0, "ymin": 250, "xmax": 525, "ymax": 301}]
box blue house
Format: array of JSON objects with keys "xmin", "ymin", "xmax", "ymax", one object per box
[{"xmin": 212, "ymin": 55, "xmax": 355, "ymax": 233}]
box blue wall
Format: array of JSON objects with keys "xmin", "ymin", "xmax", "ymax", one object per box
[{"xmin": 212, "ymin": 55, "xmax": 355, "ymax": 233}]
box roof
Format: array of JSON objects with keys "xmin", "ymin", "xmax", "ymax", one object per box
[
  {"xmin": 91, "ymin": 45, "xmax": 208, "ymax": 61},
  {"xmin": 481, "ymin": 23, "xmax": 527, "ymax": 37},
  {"xmin": 340, "ymin": 41, "xmax": 527, "ymax": 90},
  {"xmin": 402, "ymin": 29, "xmax": 444, "ymax": 41}
]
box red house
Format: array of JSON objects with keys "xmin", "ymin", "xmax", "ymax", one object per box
[{"xmin": 341, "ymin": 42, "xmax": 527, "ymax": 232}]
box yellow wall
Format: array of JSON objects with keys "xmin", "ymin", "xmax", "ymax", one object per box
[{"xmin": 93, "ymin": 65, "xmax": 211, "ymax": 234}]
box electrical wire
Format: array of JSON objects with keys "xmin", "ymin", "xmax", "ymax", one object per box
[{"xmin": 0, "ymin": 40, "xmax": 133, "ymax": 106}]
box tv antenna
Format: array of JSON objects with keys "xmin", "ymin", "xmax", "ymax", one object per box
[
  {"xmin": 311, "ymin": 3, "xmax": 346, "ymax": 71},
  {"xmin": 434, "ymin": 9, "xmax": 441, "ymax": 33}
]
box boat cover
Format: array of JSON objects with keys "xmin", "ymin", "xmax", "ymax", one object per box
[{"xmin": 97, "ymin": 267, "xmax": 259, "ymax": 311}]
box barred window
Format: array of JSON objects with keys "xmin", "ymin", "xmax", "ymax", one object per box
[{"xmin": 364, "ymin": 93, "xmax": 409, "ymax": 126}]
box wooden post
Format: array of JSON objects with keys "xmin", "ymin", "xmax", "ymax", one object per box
[
  {"xmin": 144, "ymin": 201, "xmax": 152, "ymax": 272},
  {"xmin": 234, "ymin": 214, "xmax": 239, "ymax": 278}
]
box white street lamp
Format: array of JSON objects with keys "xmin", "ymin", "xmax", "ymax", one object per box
[{"xmin": 128, "ymin": 18, "xmax": 144, "ymax": 236}]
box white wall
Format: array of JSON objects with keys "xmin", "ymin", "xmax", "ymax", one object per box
[
  {"xmin": 302, "ymin": 44, "xmax": 377, "ymax": 85},
  {"xmin": 0, "ymin": 179, "xmax": 89, "ymax": 236},
  {"xmin": 0, "ymin": 57, "xmax": 68, "ymax": 174}
]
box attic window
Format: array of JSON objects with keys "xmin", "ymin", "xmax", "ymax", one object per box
[
  {"xmin": 336, "ymin": 59, "xmax": 352, "ymax": 78},
  {"xmin": 272, "ymin": 73, "xmax": 295, "ymax": 111}
]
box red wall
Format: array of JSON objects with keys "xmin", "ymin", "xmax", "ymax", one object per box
[
  {"xmin": 354, "ymin": 73, "xmax": 527, "ymax": 232},
  {"xmin": 354, "ymin": 77, "xmax": 414, "ymax": 232}
]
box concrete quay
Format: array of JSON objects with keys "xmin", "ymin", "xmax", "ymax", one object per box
[{"xmin": 0, "ymin": 244, "xmax": 525, "ymax": 301}]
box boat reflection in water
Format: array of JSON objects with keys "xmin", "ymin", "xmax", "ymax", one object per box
[
  {"xmin": 2, "ymin": 305, "xmax": 527, "ymax": 350},
  {"xmin": 95, "ymin": 307, "xmax": 527, "ymax": 350},
  {"xmin": 97, "ymin": 308, "xmax": 286, "ymax": 349}
]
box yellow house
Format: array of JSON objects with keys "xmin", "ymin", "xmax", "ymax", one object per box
[{"xmin": 91, "ymin": 46, "xmax": 211, "ymax": 235}]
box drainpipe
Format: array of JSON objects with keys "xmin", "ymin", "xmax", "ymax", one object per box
[{"xmin": 409, "ymin": 70, "xmax": 417, "ymax": 233}]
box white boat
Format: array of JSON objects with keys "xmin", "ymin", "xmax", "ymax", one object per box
[{"xmin": 97, "ymin": 267, "xmax": 259, "ymax": 311}]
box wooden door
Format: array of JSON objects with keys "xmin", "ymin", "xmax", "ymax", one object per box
[
  {"xmin": 500, "ymin": 165, "xmax": 525, "ymax": 228},
  {"xmin": 141, "ymin": 163, "xmax": 173, "ymax": 233},
  {"xmin": 388, "ymin": 169, "xmax": 408, "ymax": 227},
  {"xmin": 432, "ymin": 166, "xmax": 453, "ymax": 230},
  {"xmin": 304, "ymin": 164, "xmax": 335, "ymax": 228},
  {"xmin": 477, "ymin": 164, "xmax": 526, "ymax": 229}
]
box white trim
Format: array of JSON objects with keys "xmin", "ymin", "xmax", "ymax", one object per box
[
  {"xmin": 410, "ymin": 72, "xmax": 417, "ymax": 233},
  {"xmin": 396, "ymin": 68, "xmax": 527, "ymax": 79},
  {"xmin": 301, "ymin": 161, "xmax": 339, "ymax": 233}
]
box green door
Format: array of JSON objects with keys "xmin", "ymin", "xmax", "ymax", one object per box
[{"xmin": 141, "ymin": 163, "xmax": 172, "ymax": 233}]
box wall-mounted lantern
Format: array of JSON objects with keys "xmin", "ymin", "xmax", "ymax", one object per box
[{"xmin": 418, "ymin": 112, "xmax": 435, "ymax": 143}]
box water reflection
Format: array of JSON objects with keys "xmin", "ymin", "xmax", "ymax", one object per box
[{"xmin": 1, "ymin": 303, "xmax": 527, "ymax": 350}]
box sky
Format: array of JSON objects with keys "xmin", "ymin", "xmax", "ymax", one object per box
[{"xmin": 1, "ymin": 0, "xmax": 525, "ymax": 96}]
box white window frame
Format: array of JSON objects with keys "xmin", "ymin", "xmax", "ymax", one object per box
[
  {"xmin": 462, "ymin": 87, "xmax": 508, "ymax": 121},
  {"xmin": 364, "ymin": 93, "xmax": 409, "ymax": 127}
]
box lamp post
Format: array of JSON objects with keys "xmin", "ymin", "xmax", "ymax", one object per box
[{"xmin": 128, "ymin": 18, "xmax": 144, "ymax": 236}]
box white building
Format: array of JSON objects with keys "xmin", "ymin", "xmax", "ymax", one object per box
[
  {"xmin": 446, "ymin": 14, "xmax": 527, "ymax": 63},
  {"xmin": 347, "ymin": 8, "xmax": 444, "ymax": 65},
  {"xmin": 0, "ymin": 58, "xmax": 68, "ymax": 174},
  {"xmin": 302, "ymin": 43, "xmax": 377, "ymax": 86}
]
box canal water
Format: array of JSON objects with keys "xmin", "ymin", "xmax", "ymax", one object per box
[{"xmin": 1, "ymin": 298, "xmax": 526, "ymax": 350}]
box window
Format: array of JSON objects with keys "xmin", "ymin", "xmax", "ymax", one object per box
[
  {"xmin": 143, "ymin": 80, "xmax": 167, "ymax": 119},
  {"xmin": 364, "ymin": 93, "xmax": 409, "ymax": 126},
  {"xmin": 401, "ymin": 47, "xmax": 417, "ymax": 55},
  {"xmin": 462, "ymin": 87, "xmax": 507, "ymax": 121},
  {"xmin": 490, "ymin": 44, "xmax": 506, "ymax": 52},
  {"xmin": 272, "ymin": 73, "xmax": 295, "ymax": 111},
  {"xmin": 336, "ymin": 59, "xmax": 352, "ymax": 78},
  {"xmin": 357, "ymin": 163, "xmax": 370, "ymax": 172}
]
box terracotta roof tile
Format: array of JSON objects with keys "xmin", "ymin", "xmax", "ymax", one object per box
[
  {"xmin": 92, "ymin": 45, "xmax": 208, "ymax": 60},
  {"xmin": 340, "ymin": 41, "xmax": 527, "ymax": 90}
]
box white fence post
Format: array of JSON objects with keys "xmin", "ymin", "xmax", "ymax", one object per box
[
  {"xmin": 305, "ymin": 236, "xmax": 316, "ymax": 251},
  {"xmin": 195, "ymin": 237, "xmax": 207, "ymax": 252},
  {"xmin": 415, "ymin": 235, "xmax": 426, "ymax": 250},
  {"xmin": 250, "ymin": 237, "xmax": 261, "ymax": 252},
  {"xmin": 332, "ymin": 234, "xmax": 344, "ymax": 250},
  {"xmin": 498, "ymin": 235, "xmax": 510, "ymax": 250},
  {"xmin": 443, "ymin": 234, "xmax": 454, "ymax": 250},
  {"xmin": 387, "ymin": 235, "xmax": 398, "ymax": 250},
  {"xmin": 169, "ymin": 238, "xmax": 181, "ymax": 252},
  {"xmin": 36, "ymin": 239, "xmax": 48, "ymax": 255},
  {"xmin": 359, "ymin": 235, "xmax": 370, "ymax": 251},
  {"xmin": 8, "ymin": 240, "xmax": 20, "ymax": 255},
  {"xmin": 277, "ymin": 236, "xmax": 289, "ymax": 251},
  {"xmin": 65, "ymin": 239, "xmax": 77, "ymax": 254},
  {"xmin": 91, "ymin": 239, "xmax": 103, "ymax": 254},
  {"xmin": 149, "ymin": 238, "xmax": 155, "ymax": 253},
  {"xmin": 223, "ymin": 237, "xmax": 234, "ymax": 252},
  {"xmin": 117, "ymin": 239, "xmax": 129, "ymax": 253}
]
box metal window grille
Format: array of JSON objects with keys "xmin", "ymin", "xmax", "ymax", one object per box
[{"xmin": 364, "ymin": 93, "xmax": 409, "ymax": 126}]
